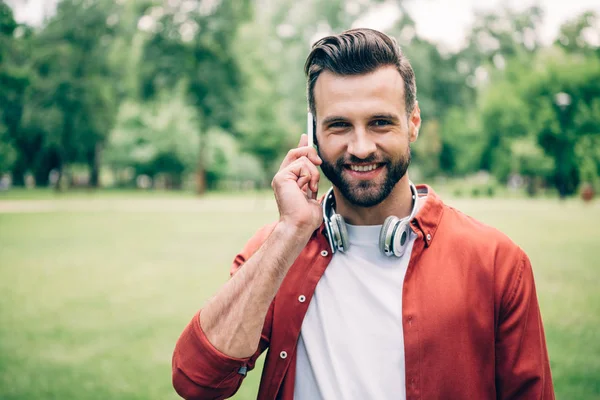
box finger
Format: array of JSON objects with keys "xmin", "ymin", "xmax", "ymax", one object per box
[
  {"xmin": 293, "ymin": 157, "xmax": 320, "ymax": 194},
  {"xmin": 282, "ymin": 156, "xmax": 317, "ymax": 186},
  {"xmin": 297, "ymin": 174, "xmax": 311, "ymax": 191},
  {"xmin": 301, "ymin": 178, "xmax": 318, "ymax": 199},
  {"xmin": 310, "ymin": 170, "xmax": 320, "ymax": 196},
  {"xmin": 300, "ymin": 182, "xmax": 309, "ymax": 194},
  {"xmin": 296, "ymin": 156, "xmax": 320, "ymax": 181},
  {"xmin": 280, "ymin": 146, "xmax": 322, "ymax": 169},
  {"xmin": 298, "ymin": 134, "xmax": 308, "ymax": 148}
]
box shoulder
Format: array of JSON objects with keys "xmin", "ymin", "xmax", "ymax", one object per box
[
  {"xmin": 440, "ymin": 203, "xmax": 524, "ymax": 260},
  {"xmin": 438, "ymin": 202, "xmax": 533, "ymax": 302},
  {"xmin": 434, "ymin": 200, "xmax": 535, "ymax": 314}
]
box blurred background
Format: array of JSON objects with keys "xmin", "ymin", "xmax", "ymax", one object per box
[{"xmin": 0, "ymin": 0, "xmax": 598, "ymax": 399}]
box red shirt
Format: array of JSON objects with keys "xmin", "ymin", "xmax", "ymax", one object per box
[{"xmin": 172, "ymin": 185, "xmax": 555, "ymax": 399}]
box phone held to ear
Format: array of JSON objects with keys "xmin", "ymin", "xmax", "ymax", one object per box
[{"xmin": 307, "ymin": 111, "xmax": 315, "ymax": 199}]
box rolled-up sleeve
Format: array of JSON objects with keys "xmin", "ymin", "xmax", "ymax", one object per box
[
  {"xmin": 172, "ymin": 309, "xmax": 254, "ymax": 400},
  {"xmin": 495, "ymin": 251, "xmax": 555, "ymax": 399},
  {"xmin": 172, "ymin": 223, "xmax": 276, "ymax": 399}
]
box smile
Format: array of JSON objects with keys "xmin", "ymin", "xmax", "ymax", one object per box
[{"xmin": 347, "ymin": 164, "xmax": 380, "ymax": 172}]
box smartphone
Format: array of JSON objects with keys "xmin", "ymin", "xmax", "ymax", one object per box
[{"xmin": 307, "ymin": 111, "xmax": 315, "ymax": 198}]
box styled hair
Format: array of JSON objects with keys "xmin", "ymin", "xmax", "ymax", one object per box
[{"xmin": 304, "ymin": 28, "xmax": 416, "ymax": 117}]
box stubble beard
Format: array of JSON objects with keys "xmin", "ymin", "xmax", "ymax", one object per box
[{"xmin": 318, "ymin": 147, "xmax": 411, "ymax": 208}]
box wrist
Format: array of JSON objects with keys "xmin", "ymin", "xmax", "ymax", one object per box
[{"xmin": 275, "ymin": 219, "xmax": 315, "ymax": 243}]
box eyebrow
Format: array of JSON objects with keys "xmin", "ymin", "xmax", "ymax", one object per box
[
  {"xmin": 321, "ymin": 116, "xmax": 348, "ymax": 127},
  {"xmin": 371, "ymin": 113, "xmax": 400, "ymax": 123}
]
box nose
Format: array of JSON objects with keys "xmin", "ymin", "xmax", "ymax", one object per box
[{"xmin": 347, "ymin": 129, "xmax": 376, "ymax": 160}]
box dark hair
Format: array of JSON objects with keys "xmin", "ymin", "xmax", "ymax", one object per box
[{"xmin": 304, "ymin": 28, "xmax": 416, "ymax": 117}]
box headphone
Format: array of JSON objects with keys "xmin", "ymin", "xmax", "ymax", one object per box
[{"xmin": 322, "ymin": 182, "xmax": 419, "ymax": 257}]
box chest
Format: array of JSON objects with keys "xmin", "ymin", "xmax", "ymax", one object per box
[
  {"xmin": 272, "ymin": 239, "xmax": 496, "ymax": 349},
  {"xmin": 305, "ymin": 249, "xmax": 409, "ymax": 330}
]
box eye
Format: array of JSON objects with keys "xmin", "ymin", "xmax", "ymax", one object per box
[
  {"xmin": 329, "ymin": 121, "xmax": 350, "ymax": 129},
  {"xmin": 372, "ymin": 119, "xmax": 392, "ymax": 127}
]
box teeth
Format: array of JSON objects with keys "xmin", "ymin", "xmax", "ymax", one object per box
[{"xmin": 350, "ymin": 164, "xmax": 377, "ymax": 172}]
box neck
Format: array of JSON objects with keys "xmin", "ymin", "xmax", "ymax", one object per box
[{"xmin": 334, "ymin": 175, "xmax": 414, "ymax": 226}]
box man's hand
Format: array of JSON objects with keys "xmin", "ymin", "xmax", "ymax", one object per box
[{"xmin": 272, "ymin": 134, "xmax": 323, "ymax": 233}]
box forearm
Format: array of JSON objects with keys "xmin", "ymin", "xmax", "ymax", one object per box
[{"xmin": 200, "ymin": 221, "xmax": 312, "ymax": 358}]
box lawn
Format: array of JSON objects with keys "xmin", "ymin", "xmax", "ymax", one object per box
[{"xmin": 0, "ymin": 191, "xmax": 598, "ymax": 399}]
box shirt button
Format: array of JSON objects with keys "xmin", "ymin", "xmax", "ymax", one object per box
[
  {"xmin": 298, "ymin": 295, "xmax": 306, "ymax": 303},
  {"xmin": 426, "ymin": 233, "xmax": 432, "ymax": 241},
  {"xmin": 320, "ymin": 250, "xmax": 328, "ymax": 257},
  {"xmin": 279, "ymin": 351, "xmax": 287, "ymax": 359}
]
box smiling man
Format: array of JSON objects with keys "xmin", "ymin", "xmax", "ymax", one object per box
[{"xmin": 172, "ymin": 28, "xmax": 555, "ymax": 400}]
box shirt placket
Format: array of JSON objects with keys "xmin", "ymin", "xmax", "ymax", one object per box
[
  {"xmin": 266, "ymin": 235, "xmax": 333, "ymax": 399},
  {"xmin": 403, "ymin": 220, "xmax": 428, "ymax": 400}
]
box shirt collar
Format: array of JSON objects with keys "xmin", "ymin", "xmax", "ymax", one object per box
[{"xmin": 411, "ymin": 184, "xmax": 444, "ymax": 247}]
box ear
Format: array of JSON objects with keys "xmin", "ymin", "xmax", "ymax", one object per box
[{"xmin": 408, "ymin": 102, "xmax": 421, "ymax": 143}]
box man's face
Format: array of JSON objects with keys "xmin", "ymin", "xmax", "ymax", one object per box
[{"xmin": 313, "ymin": 66, "xmax": 420, "ymax": 208}]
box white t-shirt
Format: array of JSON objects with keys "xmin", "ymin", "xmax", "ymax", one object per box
[{"xmin": 293, "ymin": 217, "xmax": 418, "ymax": 400}]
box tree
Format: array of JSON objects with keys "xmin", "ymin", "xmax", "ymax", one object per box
[
  {"xmin": 555, "ymin": 11, "xmax": 599, "ymax": 57},
  {"xmin": 18, "ymin": 0, "xmax": 121, "ymax": 188},
  {"xmin": 137, "ymin": 0, "xmax": 251, "ymax": 194},
  {"xmin": 476, "ymin": 47, "xmax": 600, "ymax": 196},
  {"xmin": 233, "ymin": 21, "xmax": 293, "ymax": 181},
  {"xmin": 0, "ymin": 2, "xmax": 29, "ymax": 177},
  {"xmin": 104, "ymin": 87, "xmax": 200, "ymax": 188},
  {"xmin": 524, "ymin": 49, "xmax": 600, "ymax": 196}
]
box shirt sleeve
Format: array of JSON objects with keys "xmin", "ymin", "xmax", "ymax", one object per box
[
  {"xmin": 495, "ymin": 250, "xmax": 555, "ymax": 399},
  {"xmin": 172, "ymin": 308, "xmax": 272, "ymax": 400},
  {"xmin": 171, "ymin": 223, "xmax": 276, "ymax": 400}
]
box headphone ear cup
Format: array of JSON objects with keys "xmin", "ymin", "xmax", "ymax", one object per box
[
  {"xmin": 331, "ymin": 213, "xmax": 349, "ymax": 252},
  {"xmin": 392, "ymin": 221, "xmax": 410, "ymax": 257},
  {"xmin": 379, "ymin": 216, "xmax": 400, "ymax": 256}
]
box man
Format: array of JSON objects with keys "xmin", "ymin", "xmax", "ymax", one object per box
[{"xmin": 172, "ymin": 28, "xmax": 554, "ymax": 400}]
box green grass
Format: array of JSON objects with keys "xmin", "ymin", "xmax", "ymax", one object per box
[
  {"xmin": 0, "ymin": 187, "xmax": 198, "ymax": 200},
  {"xmin": 0, "ymin": 192, "xmax": 599, "ymax": 399}
]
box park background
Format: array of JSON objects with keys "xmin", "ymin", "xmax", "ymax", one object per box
[{"xmin": 0, "ymin": 0, "xmax": 599, "ymax": 399}]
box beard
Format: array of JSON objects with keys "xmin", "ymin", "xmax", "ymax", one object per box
[{"xmin": 318, "ymin": 146, "xmax": 411, "ymax": 208}]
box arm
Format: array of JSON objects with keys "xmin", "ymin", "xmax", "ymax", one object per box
[
  {"xmin": 495, "ymin": 251, "xmax": 555, "ymax": 399},
  {"xmin": 172, "ymin": 134, "xmax": 322, "ymax": 400},
  {"xmin": 200, "ymin": 222, "xmax": 315, "ymax": 357}
]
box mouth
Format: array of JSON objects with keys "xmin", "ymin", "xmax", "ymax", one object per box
[{"xmin": 343, "ymin": 163, "xmax": 385, "ymax": 178}]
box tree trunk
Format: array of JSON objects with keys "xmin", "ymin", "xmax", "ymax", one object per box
[
  {"xmin": 196, "ymin": 165, "xmax": 206, "ymax": 195},
  {"xmin": 55, "ymin": 163, "xmax": 63, "ymax": 192},
  {"xmin": 89, "ymin": 143, "xmax": 101, "ymax": 188},
  {"xmin": 196, "ymin": 131, "xmax": 207, "ymax": 195},
  {"xmin": 11, "ymin": 159, "xmax": 26, "ymax": 187}
]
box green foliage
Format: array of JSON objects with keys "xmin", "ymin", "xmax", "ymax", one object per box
[
  {"xmin": 138, "ymin": 0, "xmax": 250, "ymax": 130},
  {"xmin": 510, "ymin": 137, "xmax": 555, "ymax": 179},
  {"xmin": 520, "ymin": 49, "xmax": 600, "ymax": 195},
  {"xmin": 5, "ymin": 0, "xmax": 121, "ymax": 187},
  {"xmin": 0, "ymin": 121, "xmax": 17, "ymax": 172},
  {"xmin": 555, "ymin": 11, "xmax": 600, "ymax": 57},
  {"xmin": 437, "ymin": 107, "xmax": 484, "ymax": 176},
  {"xmin": 204, "ymin": 130, "xmax": 265, "ymax": 189},
  {"xmin": 1, "ymin": 1, "xmax": 599, "ymax": 196},
  {"xmin": 575, "ymin": 135, "xmax": 600, "ymax": 190},
  {"xmin": 0, "ymin": 2, "xmax": 28, "ymax": 175},
  {"xmin": 233, "ymin": 22, "xmax": 293, "ymax": 178},
  {"xmin": 411, "ymin": 119, "xmax": 442, "ymax": 178},
  {"xmin": 104, "ymin": 88, "xmax": 200, "ymax": 186}
]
